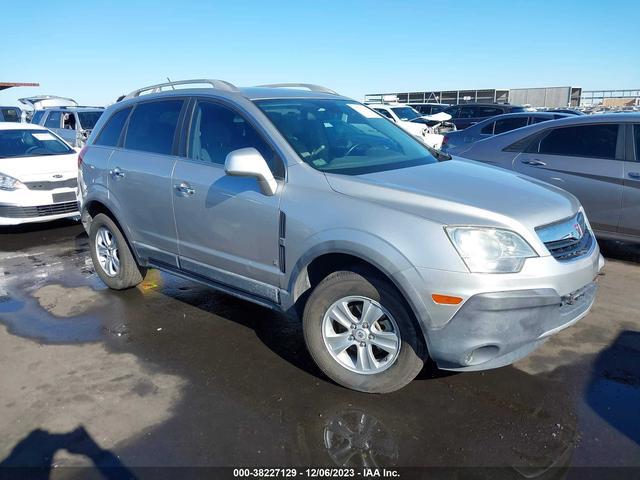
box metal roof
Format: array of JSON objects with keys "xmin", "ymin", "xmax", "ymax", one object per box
[{"xmin": 0, "ymin": 82, "xmax": 39, "ymax": 92}]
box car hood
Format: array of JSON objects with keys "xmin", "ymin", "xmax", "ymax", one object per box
[
  {"xmin": 421, "ymin": 112, "xmax": 452, "ymax": 122},
  {"xmin": 324, "ymin": 158, "xmax": 580, "ymax": 232},
  {"xmin": 0, "ymin": 153, "xmax": 78, "ymax": 182}
]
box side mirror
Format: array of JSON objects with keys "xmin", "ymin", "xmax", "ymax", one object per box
[{"xmin": 224, "ymin": 147, "xmax": 278, "ymax": 196}]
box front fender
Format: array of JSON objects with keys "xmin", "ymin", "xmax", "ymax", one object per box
[{"xmin": 284, "ymin": 228, "xmax": 432, "ymax": 332}]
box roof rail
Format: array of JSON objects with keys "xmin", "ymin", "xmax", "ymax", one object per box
[
  {"xmin": 123, "ymin": 79, "xmax": 239, "ymax": 100},
  {"xmin": 256, "ymin": 83, "xmax": 338, "ymax": 95}
]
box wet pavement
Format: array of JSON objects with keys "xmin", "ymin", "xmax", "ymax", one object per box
[{"xmin": 0, "ymin": 219, "xmax": 639, "ymax": 478}]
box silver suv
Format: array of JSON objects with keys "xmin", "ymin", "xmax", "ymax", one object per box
[{"xmin": 78, "ymin": 79, "xmax": 604, "ymax": 393}]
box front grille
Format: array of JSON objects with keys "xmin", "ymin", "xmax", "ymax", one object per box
[
  {"xmin": 537, "ymin": 212, "xmax": 594, "ymax": 261},
  {"xmin": 0, "ymin": 201, "xmax": 79, "ymax": 219},
  {"xmin": 24, "ymin": 178, "xmax": 77, "ymax": 190}
]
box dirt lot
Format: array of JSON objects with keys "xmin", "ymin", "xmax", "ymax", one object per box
[{"xmin": 0, "ymin": 219, "xmax": 639, "ymax": 477}]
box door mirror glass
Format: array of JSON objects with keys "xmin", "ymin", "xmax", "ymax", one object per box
[{"xmin": 224, "ymin": 147, "xmax": 278, "ymax": 196}]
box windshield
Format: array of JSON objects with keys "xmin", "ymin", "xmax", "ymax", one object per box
[
  {"xmin": 391, "ymin": 106, "xmax": 421, "ymax": 121},
  {"xmin": 77, "ymin": 111, "xmax": 103, "ymax": 130},
  {"xmin": 255, "ymin": 99, "xmax": 437, "ymax": 175},
  {"xmin": 0, "ymin": 129, "xmax": 73, "ymax": 158}
]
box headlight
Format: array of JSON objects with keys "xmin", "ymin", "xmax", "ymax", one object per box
[
  {"xmin": 446, "ymin": 227, "xmax": 537, "ymax": 273},
  {"xmin": 0, "ymin": 173, "xmax": 25, "ymax": 191}
]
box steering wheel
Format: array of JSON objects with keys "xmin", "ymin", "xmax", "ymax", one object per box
[
  {"xmin": 25, "ymin": 146, "xmax": 41, "ymax": 155},
  {"xmin": 344, "ymin": 143, "xmax": 371, "ymax": 156}
]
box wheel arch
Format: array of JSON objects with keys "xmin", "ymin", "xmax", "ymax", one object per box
[
  {"xmin": 82, "ymin": 198, "xmax": 143, "ymax": 265},
  {"xmin": 285, "ymin": 236, "xmax": 430, "ymax": 344}
]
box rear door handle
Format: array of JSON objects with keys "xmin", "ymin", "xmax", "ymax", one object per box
[
  {"xmin": 175, "ymin": 182, "xmax": 195, "ymax": 196},
  {"xmin": 629, "ymin": 172, "xmax": 640, "ymax": 179},
  {"xmin": 521, "ymin": 159, "xmax": 547, "ymax": 166},
  {"xmin": 110, "ymin": 167, "xmax": 125, "ymax": 178}
]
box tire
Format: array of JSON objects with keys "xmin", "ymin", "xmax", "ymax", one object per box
[
  {"xmin": 303, "ymin": 269, "xmax": 424, "ymax": 393},
  {"xmin": 88, "ymin": 213, "xmax": 146, "ymax": 290}
]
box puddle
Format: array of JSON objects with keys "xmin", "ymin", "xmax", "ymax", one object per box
[{"xmin": 32, "ymin": 284, "xmax": 109, "ymax": 318}]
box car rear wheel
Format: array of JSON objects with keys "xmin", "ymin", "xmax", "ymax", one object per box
[
  {"xmin": 89, "ymin": 213, "xmax": 146, "ymax": 290},
  {"xmin": 303, "ymin": 269, "xmax": 424, "ymax": 393}
]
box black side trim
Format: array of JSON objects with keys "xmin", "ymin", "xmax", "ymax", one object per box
[
  {"xmin": 278, "ymin": 211, "xmax": 286, "ymax": 273},
  {"xmin": 149, "ymin": 259, "xmax": 281, "ymax": 311}
]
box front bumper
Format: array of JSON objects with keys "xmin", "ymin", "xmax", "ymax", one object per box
[
  {"xmin": 393, "ymin": 238, "xmax": 603, "ymax": 371},
  {"xmin": 0, "ymin": 188, "xmax": 79, "ymax": 225},
  {"xmin": 427, "ymin": 281, "xmax": 598, "ymax": 371}
]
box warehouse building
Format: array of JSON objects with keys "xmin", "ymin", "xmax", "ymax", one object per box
[{"xmin": 365, "ymin": 86, "xmax": 582, "ymax": 108}]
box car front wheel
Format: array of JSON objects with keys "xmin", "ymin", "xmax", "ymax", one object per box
[{"xmin": 303, "ymin": 269, "xmax": 424, "ymax": 393}]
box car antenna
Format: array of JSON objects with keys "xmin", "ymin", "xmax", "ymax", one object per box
[{"xmin": 167, "ymin": 77, "xmax": 175, "ymax": 90}]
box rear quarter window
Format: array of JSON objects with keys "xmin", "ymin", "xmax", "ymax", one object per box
[
  {"xmin": 494, "ymin": 117, "xmax": 528, "ymax": 134},
  {"xmin": 94, "ymin": 107, "xmax": 132, "ymax": 147}
]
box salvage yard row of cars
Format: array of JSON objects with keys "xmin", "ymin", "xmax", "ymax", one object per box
[{"xmin": 1, "ymin": 79, "xmax": 639, "ymax": 393}]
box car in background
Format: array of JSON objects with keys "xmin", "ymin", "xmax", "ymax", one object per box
[
  {"xmin": 366, "ymin": 103, "xmax": 444, "ymax": 148},
  {"xmin": 442, "ymin": 112, "xmax": 570, "ymax": 155},
  {"xmin": 408, "ymin": 103, "xmax": 448, "ymax": 116},
  {"xmin": 457, "ymin": 114, "xmax": 640, "ymax": 243},
  {"xmin": 0, "ymin": 107, "xmax": 22, "ymax": 123},
  {"xmin": 443, "ymin": 103, "xmax": 530, "ymax": 130},
  {"xmin": 0, "ymin": 122, "xmax": 79, "ymax": 225},
  {"xmin": 31, "ymin": 107, "xmax": 104, "ymax": 147},
  {"xmin": 79, "ymin": 79, "xmax": 602, "ymax": 393}
]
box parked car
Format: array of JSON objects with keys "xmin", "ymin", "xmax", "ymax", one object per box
[
  {"xmin": 79, "ymin": 79, "xmax": 603, "ymax": 393},
  {"xmin": 408, "ymin": 103, "xmax": 448, "ymax": 116},
  {"xmin": 31, "ymin": 107, "xmax": 104, "ymax": 147},
  {"xmin": 0, "ymin": 122, "xmax": 79, "ymax": 225},
  {"xmin": 0, "ymin": 106, "xmax": 22, "ymax": 123},
  {"xmin": 443, "ymin": 103, "xmax": 530, "ymax": 130},
  {"xmin": 442, "ymin": 112, "xmax": 570, "ymax": 155},
  {"xmin": 456, "ymin": 114, "xmax": 640, "ymax": 243},
  {"xmin": 366, "ymin": 103, "xmax": 445, "ymax": 148}
]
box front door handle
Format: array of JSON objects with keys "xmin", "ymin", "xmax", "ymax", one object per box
[
  {"xmin": 175, "ymin": 182, "xmax": 195, "ymax": 196},
  {"xmin": 521, "ymin": 159, "xmax": 547, "ymax": 166},
  {"xmin": 629, "ymin": 172, "xmax": 640, "ymax": 179},
  {"xmin": 110, "ymin": 167, "xmax": 125, "ymax": 178}
]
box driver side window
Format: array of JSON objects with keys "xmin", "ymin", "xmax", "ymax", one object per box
[{"xmin": 188, "ymin": 101, "xmax": 284, "ymax": 178}]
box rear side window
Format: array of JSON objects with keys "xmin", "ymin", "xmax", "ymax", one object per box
[
  {"xmin": 188, "ymin": 101, "xmax": 284, "ymax": 178},
  {"xmin": 77, "ymin": 111, "xmax": 103, "ymax": 130},
  {"xmin": 480, "ymin": 122, "xmax": 495, "ymax": 134},
  {"xmin": 458, "ymin": 107, "xmax": 475, "ymax": 119},
  {"xmin": 31, "ymin": 111, "xmax": 45, "ymax": 124},
  {"xmin": 634, "ymin": 125, "xmax": 640, "ymax": 161},
  {"xmin": 532, "ymin": 116, "xmax": 553, "ymax": 124},
  {"xmin": 44, "ymin": 111, "xmax": 61, "ymax": 128},
  {"xmin": 494, "ymin": 117, "xmax": 528, "ymax": 134},
  {"xmin": 124, "ymin": 100, "xmax": 183, "ymax": 155},
  {"xmin": 473, "ymin": 106, "xmax": 503, "ymax": 117},
  {"xmin": 95, "ymin": 107, "xmax": 132, "ymax": 147},
  {"xmin": 538, "ymin": 124, "xmax": 619, "ymax": 159}
]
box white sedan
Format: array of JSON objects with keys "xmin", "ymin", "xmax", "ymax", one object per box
[{"xmin": 0, "ymin": 122, "xmax": 79, "ymax": 225}]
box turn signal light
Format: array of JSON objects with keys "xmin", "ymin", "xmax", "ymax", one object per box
[{"xmin": 431, "ymin": 294, "xmax": 463, "ymax": 305}]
